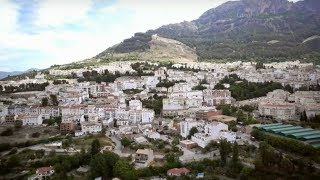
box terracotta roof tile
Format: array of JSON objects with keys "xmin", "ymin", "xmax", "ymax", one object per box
[{"xmin": 167, "ymin": 168, "xmax": 190, "ymax": 175}]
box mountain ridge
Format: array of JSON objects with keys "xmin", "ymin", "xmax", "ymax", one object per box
[
  {"xmin": 0, "ymin": 69, "xmax": 39, "ymax": 80},
  {"xmin": 98, "ymin": 0, "xmax": 320, "ymax": 64}
]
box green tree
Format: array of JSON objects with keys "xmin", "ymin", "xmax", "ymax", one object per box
[
  {"xmin": 236, "ymin": 110, "xmax": 246, "ymax": 122},
  {"xmin": 187, "ymin": 127, "xmax": 198, "ymax": 139},
  {"xmin": 91, "ymin": 139, "xmax": 101, "ymax": 155},
  {"xmin": 284, "ymin": 84, "xmax": 294, "ymax": 93},
  {"xmin": 14, "ymin": 120, "xmax": 23, "ymax": 129},
  {"xmin": 113, "ymin": 119, "xmax": 118, "ymax": 127},
  {"xmin": 113, "ymin": 159, "xmax": 138, "ymax": 180},
  {"xmin": 101, "ymin": 128, "xmax": 106, "ymax": 136},
  {"xmin": 244, "ymin": 116, "xmax": 258, "ymax": 125},
  {"xmin": 218, "ymin": 105, "xmax": 231, "ymax": 116},
  {"xmin": 239, "ymin": 105, "xmax": 256, "ymax": 112},
  {"xmin": 219, "ymin": 139, "xmax": 232, "ymax": 166},
  {"xmin": 300, "ymin": 110, "xmax": 308, "ymax": 121},
  {"xmin": 35, "ymin": 149, "xmax": 45, "ymax": 159},
  {"xmin": 8, "ymin": 147, "xmax": 18, "ymax": 155},
  {"xmin": 121, "ymin": 137, "xmax": 131, "ymax": 147},
  {"xmin": 165, "ymin": 153, "xmax": 181, "ymax": 168},
  {"xmin": 256, "ymin": 142, "xmax": 279, "ymax": 167},
  {"xmin": 214, "ymin": 83, "xmax": 225, "ymax": 89},
  {"xmin": 50, "ymin": 94, "xmax": 59, "ymax": 106},
  {"xmin": 90, "ymin": 152, "xmax": 120, "ymax": 179},
  {"xmin": 280, "ymin": 157, "xmax": 294, "ymax": 173},
  {"xmin": 6, "ymin": 155, "xmax": 20, "ymax": 168},
  {"xmin": 141, "ymin": 97, "xmax": 164, "ymax": 115},
  {"xmin": 41, "ymin": 97, "xmax": 49, "ymax": 106},
  {"xmin": 0, "ymin": 128, "xmax": 13, "ymax": 136},
  {"xmin": 227, "ymin": 142, "xmax": 242, "ymax": 177},
  {"xmin": 228, "ymin": 121, "xmax": 238, "ymax": 132},
  {"xmin": 192, "ymin": 85, "xmax": 207, "ymax": 91},
  {"xmin": 31, "ymin": 132, "xmax": 40, "ymax": 138},
  {"xmin": 256, "ymin": 62, "xmax": 265, "ymax": 70},
  {"xmin": 239, "ymin": 167, "xmax": 253, "ymax": 180},
  {"xmin": 156, "ymin": 80, "xmax": 175, "ymax": 88},
  {"xmin": 62, "ymin": 137, "xmax": 72, "ymax": 149},
  {"xmin": 172, "ymin": 137, "xmax": 179, "ymax": 146},
  {"xmin": 200, "ymin": 78, "xmax": 209, "ymax": 84},
  {"xmin": 232, "ymin": 142, "xmax": 239, "ymax": 165}
]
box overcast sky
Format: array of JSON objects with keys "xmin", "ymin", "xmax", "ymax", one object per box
[{"xmin": 0, "ymin": 0, "xmax": 299, "ymax": 71}]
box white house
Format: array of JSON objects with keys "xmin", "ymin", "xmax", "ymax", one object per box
[
  {"xmin": 180, "ymin": 119, "xmax": 201, "ymax": 138},
  {"xmin": 304, "ymin": 103, "xmax": 320, "ymax": 118},
  {"xmin": 141, "ymin": 109, "xmax": 155, "ymax": 124},
  {"xmin": 22, "ymin": 115, "xmax": 43, "ymax": 126},
  {"xmin": 190, "ymin": 122, "xmax": 235, "ymax": 148},
  {"xmin": 142, "ymin": 76, "xmax": 160, "ymax": 88},
  {"xmin": 0, "ymin": 103, "xmax": 8, "ymax": 117},
  {"xmin": 203, "ymin": 89, "xmax": 235, "ymax": 106},
  {"xmin": 146, "ymin": 131, "xmax": 161, "ymax": 140},
  {"xmin": 191, "ymin": 131, "xmax": 236, "ymax": 148},
  {"xmin": 168, "ymin": 83, "xmax": 192, "ymax": 93},
  {"xmin": 115, "ymin": 76, "xmax": 143, "ymax": 90},
  {"xmin": 134, "ymin": 149, "xmax": 154, "ymax": 167},
  {"xmin": 163, "ymin": 98, "xmax": 185, "ymax": 111},
  {"xmin": 115, "ymin": 108, "xmax": 130, "ymax": 121},
  {"xmin": 129, "ymin": 100, "xmax": 143, "ymax": 110},
  {"xmin": 81, "ymin": 122, "xmax": 102, "ymax": 134},
  {"xmin": 258, "ymin": 101, "xmax": 296, "ymax": 120},
  {"xmin": 204, "ymin": 122, "xmax": 228, "ymax": 138}
]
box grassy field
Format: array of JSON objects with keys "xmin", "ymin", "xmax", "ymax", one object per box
[
  {"xmin": 0, "ymin": 125, "xmax": 60, "ymax": 144},
  {"xmin": 73, "ymin": 135, "xmax": 113, "ymax": 150}
]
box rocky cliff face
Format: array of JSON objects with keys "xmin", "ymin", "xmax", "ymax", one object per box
[{"xmin": 98, "ymin": 0, "xmax": 320, "ymax": 63}]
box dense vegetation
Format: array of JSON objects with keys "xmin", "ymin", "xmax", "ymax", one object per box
[
  {"xmin": 192, "ymin": 84, "xmax": 207, "ymax": 91},
  {"xmin": 251, "ymin": 129, "xmax": 320, "ymax": 163},
  {"xmin": 214, "ymin": 74, "xmax": 287, "ymax": 100},
  {"xmin": 254, "ymin": 141, "xmax": 320, "ymax": 179},
  {"xmin": 53, "ymin": 79, "xmax": 69, "ymax": 85},
  {"xmin": 78, "ymin": 70, "xmax": 122, "ymax": 83},
  {"xmin": 78, "ymin": 69, "xmax": 153, "ymax": 84},
  {"xmin": 300, "ymin": 111, "xmax": 320, "ymax": 129},
  {"xmin": 42, "ymin": 116, "xmax": 62, "ymax": 126},
  {"xmin": 0, "ymin": 82, "xmax": 49, "ymax": 94},
  {"xmin": 142, "ymin": 93, "xmax": 165, "ymax": 115},
  {"xmin": 130, "ymin": 62, "xmax": 157, "ymax": 73},
  {"xmin": 217, "ymin": 104, "xmax": 258, "ymax": 126},
  {"xmin": 1, "ymin": 135, "xmax": 319, "ymax": 179}
]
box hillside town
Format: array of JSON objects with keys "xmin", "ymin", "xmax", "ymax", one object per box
[{"xmin": 0, "ymin": 60, "xmax": 320, "ymax": 179}]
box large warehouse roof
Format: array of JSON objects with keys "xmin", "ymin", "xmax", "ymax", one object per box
[{"xmin": 255, "ymin": 123, "xmax": 320, "ymax": 148}]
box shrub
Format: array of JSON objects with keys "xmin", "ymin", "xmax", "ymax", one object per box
[
  {"xmin": 31, "ymin": 132, "xmax": 41, "ymax": 138},
  {"xmin": 8, "ymin": 147, "xmax": 18, "ymax": 155},
  {"xmin": 0, "ymin": 128, "xmax": 13, "ymax": 136},
  {"xmin": 121, "ymin": 137, "xmax": 132, "ymax": 147},
  {"xmin": 14, "ymin": 120, "xmax": 23, "ymax": 129}
]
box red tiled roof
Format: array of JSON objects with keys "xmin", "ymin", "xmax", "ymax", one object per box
[
  {"xmin": 167, "ymin": 168, "xmax": 190, "ymax": 175},
  {"xmin": 36, "ymin": 166, "xmax": 53, "ymax": 175}
]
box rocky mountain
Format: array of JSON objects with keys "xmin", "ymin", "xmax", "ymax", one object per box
[
  {"xmin": 96, "ymin": 33, "xmax": 197, "ymax": 63},
  {"xmin": 97, "ymin": 0, "xmax": 320, "ymax": 63}
]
